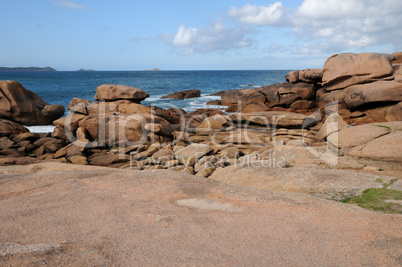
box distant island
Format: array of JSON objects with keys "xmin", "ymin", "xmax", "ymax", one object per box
[
  {"xmin": 0, "ymin": 67, "xmax": 56, "ymax": 72},
  {"xmin": 77, "ymin": 68, "xmax": 95, "ymax": 72}
]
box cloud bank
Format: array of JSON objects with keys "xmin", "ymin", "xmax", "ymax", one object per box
[
  {"xmin": 228, "ymin": 2, "xmax": 286, "ymax": 26},
  {"xmin": 231, "ymin": 0, "xmax": 402, "ymax": 54},
  {"xmin": 162, "ymin": 20, "xmax": 255, "ymax": 55},
  {"xmin": 164, "ymin": 0, "xmax": 402, "ymax": 56}
]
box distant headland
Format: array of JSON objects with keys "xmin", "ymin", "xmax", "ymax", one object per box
[
  {"xmin": 77, "ymin": 68, "xmax": 95, "ymax": 72},
  {"xmin": 0, "ymin": 67, "xmax": 56, "ymax": 72}
]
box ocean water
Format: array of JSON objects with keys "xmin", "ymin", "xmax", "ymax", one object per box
[{"xmin": 0, "ymin": 70, "xmax": 289, "ymax": 114}]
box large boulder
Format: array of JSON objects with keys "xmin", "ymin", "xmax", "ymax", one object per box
[
  {"xmin": 174, "ymin": 143, "xmax": 212, "ymax": 165},
  {"xmin": 117, "ymin": 103, "xmax": 153, "ymax": 114},
  {"xmin": 328, "ymin": 123, "xmax": 390, "ymax": 149},
  {"xmin": 322, "ymin": 53, "xmax": 395, "ymax": 91},
  {"xmin": 359, "ymin": 131, "xmax": 402, "ymax": 162},
  {"xmin": 154, "ymin": 107, "xmax": 186, "ymax": 125},
  {"xmin": 95, "ymin": 84, "xmax": 149, "ymax": 102},
  {"xmin": 0, "ymin": 81, "xmax": 65, "ymax": 125},
  {"xmin": 78, "ymin": 113, "xmax": 172, "ymax": 147},
  {"xmin": 318, "ymin": 90, "xmax": 347, "ymax": 110},
  {"xmin": 221, "ymin": 83, "xmax": 317, "ymax": 112},
  {"xmin": 195, "ymin": 117, "xmax": 226, "ymax": 136},
  {"xmin": 286, "ymin": 69, "xmax": 322, "ymax": 84},
  {"xmin": 344, "ymin": 81, "xmax": 402, "ymax": 109},
  {"xmin": 67, "ymin": 97, "xmax": 92, "ymax": 114},
  {"xmin": 327, "ymin": 121, "xmax": 402, "ymax": 162},
  {"xmin": 241, "ymin": 102, "xmax": 269, "ymax": 113},
  {"xmin": 285, "ymin": 70, "xmax": 299, "ymax": 83},
  {"xmin": 230, "ymin": 111, "xmax": 316, "ymax": 129},
  {"xmin": 220, "ymin": 88, "xmax": 266, "ymax": 107},
  {"xmin": 161, "ymin": 89, "xmax": 201, "ymax": 99},
  {"xmin": 0, "ymin": 118, "xmax": 29, "ymax": 137},
  {"xmin": 259, "ymin": 82, "xmax": 317, "ymax": 108},
  {"xmin": 299, "ymin": 69, "xmax": 323, "ymax": 83}
]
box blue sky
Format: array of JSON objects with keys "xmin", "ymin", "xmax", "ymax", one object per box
[{"xmin": 1, "ymin": 0, "xmax": 401, "ymax": 70}]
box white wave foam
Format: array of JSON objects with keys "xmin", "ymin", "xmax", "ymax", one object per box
[
  {"xmin": 144, "ymin": 95, "xmax": 163, "ymax": 101},
  {"xmin": 186, "ymin": 101, "xmax": 228, "ymax": 111},
  {"xmin": 239, "ymin": 84, "xmax": 261, "ymax": 88},
  {"xmin": 200, "ymin": 94, "xmax": 221, "ymax": 100},
  {"xmin": 26, "ymin": 125, "xmax": 55, "ymax": 133}
]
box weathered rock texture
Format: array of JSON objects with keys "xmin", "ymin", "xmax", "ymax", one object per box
[
  {"xmin": 94, "ymin": 84, "xmax": 149, "ymax": 102},
  {"xmin": 216, "ymin": 52, "xmax": 402, "ymax": 125},
  {"xmin": 0, "ymin": 81, "xmax": 65, "ymax": 125},
  {"xmin": 210, "ymin": 164, "xmax": 398, "ymax": 200},
  {"xmin": 161, "ymin": 89, "xmax": 201, "ymax": 99},
  {"xmin": 322, "ymin": 53, "xmax": 395, "ymax": 91},
  {"xmin": 1, "ymin": 52, "xmax": 401, "ymax": 182},
  {"xmin": 220, "ymin": 82, "xmax": 318, "ymax": 113},
  {"xmin": 0, "ymin": 163, "xmax": 400, "ymax": 266},
  {"xmin": 0, "ymin": 119, "xmax": 29, "ymax": 137},
  {"xmin": 328, "ymin": 121, "xmax": 402, "ymax": 162},
  {"xmin": 319, "ymin": 52, "xmax": 402, "ymax": 124},
  {"xmin": 343, "ymin": 81, "xmax": 402, "ymax": 109}
]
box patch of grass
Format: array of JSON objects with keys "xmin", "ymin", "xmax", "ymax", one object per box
[
  {"xmin": 375, "ymin": 178, "xmax": 383, "ymax": 184},
  {"xmin": 343, "ymin": 187, "xmax": 402, "ymax": 214},
  {"xmin": 374, "ymin": 178, "xmax": 397, "ymax": 188},
  {"xmin": 373, "ymin": 124, "xmax": 391, "ymax": 130}
]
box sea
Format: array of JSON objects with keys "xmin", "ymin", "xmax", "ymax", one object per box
[{"xmin": 0, "ymin": 70, "xmax": 290, "ymax": 132}]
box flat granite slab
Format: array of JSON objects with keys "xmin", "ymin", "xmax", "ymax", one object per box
[{"xmin": 0, "ymin": 163, "xmax": 401, "ymax": 265}]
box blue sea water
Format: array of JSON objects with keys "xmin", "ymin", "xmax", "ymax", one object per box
[{"xmin": 0, "ymin": 70, "xmax": 289, "ymax": 113}]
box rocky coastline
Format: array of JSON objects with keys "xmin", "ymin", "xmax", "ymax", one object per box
[
  {"xmin": 1, "ymin": 52, "xmax": 401, "ymax": 190},
  {"xmin": 0, "ymin": 52, "xmax": 401, "ymax": 265}
]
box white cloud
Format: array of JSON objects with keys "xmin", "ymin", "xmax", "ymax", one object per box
[
  {"xmin": 295, "ymin": 0, "xmax": 363, "ymax": 21},
  {"xmin": 52, "ymin": 0, "xmax": 87, "ymax": 10},
  {"xmin": 291, "ymin": 0, "xmax": 402, "ymax": 53},
  {"xmin": 229, "ymin": 0, "xmax": 402, "ymax": 55},
  {"xmin": 161, "ymin": 0, "xmax": 402, "ymax": 57},
  {"xmin": 173, "ymin": 25, "xmax": 198, "ymax": 46},
  {"xmin": 163, "ymin": 20, "xmax": 255, "ymax": 54},
  {"xmin": 228, "ymin": 2, "xmax": 285, "ymax": 26}
]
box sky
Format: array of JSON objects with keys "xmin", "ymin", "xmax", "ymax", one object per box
[{"xmin": 1, "ymin": 0, "xmax": 401, "ymax": 70}]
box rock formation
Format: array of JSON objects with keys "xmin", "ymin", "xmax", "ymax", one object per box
[
  {"xmin": 94, "ymin": 84, "xmax": 149, "ymax": 102},
  {"xmin": 0, "ymin": 81, "xmax": 65, "ymax": 125},
  {"xmin": 1, "ymin": 53, "xmax": 402, "ymax": 266},
  {"xmin": 0, "ymin": 163, "xmax": 400, "ymax": 265},
  {"xmin": 217, "ymin": 52, "xmax": 402, "ymax": 125},
  {"xmin": 318, "ymin": 52, "xmax": 402, "ymax": 124},
  {"xmin": 0, "ymin": 118, "xmax": 29, "ymax": 137},
  {"xmin": 161, "ymin": 89, "xmax": 201, "ymax": 99},
  {"xmin": 0, "ymin": 52, "xmax": 401, "ymax": 202},
  {"xmin": 219, "ymin": 82, "xmax": 319, "ymax": 113}
]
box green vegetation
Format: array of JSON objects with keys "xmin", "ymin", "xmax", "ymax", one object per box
[
  {"xmin": 373, "ymin": 124, "xmax": 391, "ymax": 130},
  {"xmin": 343, "ymin": 178, "xmax": 401, "ymax": 214}
]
